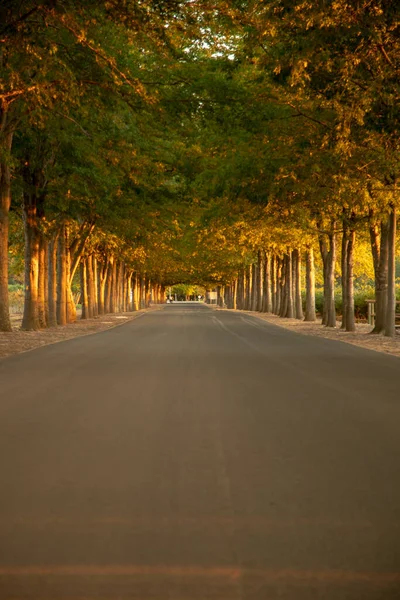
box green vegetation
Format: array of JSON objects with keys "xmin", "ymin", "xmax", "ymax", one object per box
[{"xmin": 1, "ymin": 1, "xmax": 399, "ymax": 334}]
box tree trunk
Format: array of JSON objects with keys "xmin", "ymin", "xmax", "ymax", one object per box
[
  {"xmin": 141, "ymin": 276, "xmax": 146, "ymax": 306},
  {"xmin": 286, "ymin": 251, "xmax": 294, "ymax": 318},
  {"xmin": 56, "ymin": 224, "xmax": 67, "ymax": 326},
  {"xmin": 87, "ymin": 254, "xmax": 94, "ymax": 318},
  {"xmin": 345, "ymin": 226, "xmax": 356, "ymax": 332},
  {"xmin": 369, "ymin": 216, "xmax": 380, "ymax": 288},
  {"xmin": 325, "ymin": 229, "xmax": 337, "ymax": 327},
  {"xmin": 242, "ymin": 268, "xmax": 247, "ymax": 310},
  {"xmin": 224, "ymin": 285, "xmax": 230, "ymax": 308},
  {"xmin": 146, "ymin": 278, "xmax": 151, "ymax": 307},
  {"xmin": 279, "ymin": 256, "xmax": 288, "ymax": 317},
  {"xmin": 281, "ymin": 252, "xmax": 294, "ymax": 318},
  {"xmin": 105, "ymin": 260, "xmax": 113, "ymax": 314},
  {"xmin": 318, "ymin": 228, "xmax": 329, "ymax": 325},
  {"xmin": 256, "ymin": 250, "xmax": 263, "ymax": 311},
  {"xmin": 319, "ymin": 224, "xmax": 337, "ymax": 328},
  {"xmin": 110, "ymin": 259, "xmax": 117, "ymax": 313},
  {"xmin": 244, "ymin": 265, "xmax": 251, "ymax": 311},
  {"xmin": 293, "ymin": 249, "xmax": 303, "ymax": 320},
  {"xmin": 261, "ymin": 251, "xmax": 271, "ymax": 313},
  {"xmin": 251, "ymin": 262, "xmax": 258, "ymax": 311},
  {"xmin": 47, "ymin": 234, "xmax": 58, "ymax": 328},
  {"xmin": 92, "ymin": 256, "xmax": 99, "ymax": 317},
  {"xmin": 21, "ymin": 194, "xmax": 41, "ymax": 331},
  {"xmin": 275, "ymin": 257, "xmax": 282, "ymax": 315},
  {"xmin": 80, "ymin": 260, "xmax": 88, "ymax": 319},
  {"xmin": 304, "ymin": 246, "xmax": 316, "ymax": 322},
  {"xmin": 385, "ymin": 205, "xmax": 397, "ymax": 338},
  {"xmin": 38, "ymin": 234, "xmax": 48, "ymax": 328},
  {"xmin": 116, "ymin": 261, "xmax": 124, "ymax": 312},
  {"xmin": 145, "ymin": 276, "xmax": 151, "ymax": 308},
  {"xmin": 341, "ymin": 221, "xmax": 349, "ymax": 330},
  {"xmin": 132, "ymin": 273, "xmax": 139, "ymax": 311},
  {"xmin": 65, "ymin": 226, "xmax": 77, "ymax": 323},
  {"xmin": 98, "ymin": 259, "xmax": 107, "ymax": 316},
  {"xmin": 237, "ymin": 270, "xmax": 244, "ymax": 310},
  {"xmin": 127, "ymin": 272, "xmax": 133, "ymax": 310},
  {"xmin": 232, "ymin": 279, "xmax": 238, "ymax": 309},
  {"xmin": 0, "ymin": 128, "xmax": 13, "ymax": 332},
  {"xmin": 371, "ymin": 219, "xmax": 389, "ymax": 334},
  {"xmin": 270, "ymin": 255, "xmax": 276, "ymax": 314}
]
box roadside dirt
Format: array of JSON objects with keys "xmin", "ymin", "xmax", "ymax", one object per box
[
  {"xmin": 0, "ymin": 308, "xmax": 160, "ymax": 361},
  {"xmin": 237, "ymin": 310, "xmax": 400, "ymax": 359}
]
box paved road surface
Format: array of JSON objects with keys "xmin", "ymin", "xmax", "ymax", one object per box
[{"xmin": 1, "ymin": 303, "xmax": 400, "ymax": 599}]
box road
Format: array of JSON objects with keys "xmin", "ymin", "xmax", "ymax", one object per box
[{"xmin": 1, "ymin": 303, "xmax": 400, "ymax": 599}]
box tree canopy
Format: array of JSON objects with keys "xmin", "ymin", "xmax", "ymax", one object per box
[{"xmin": 1, "ymin": 0, "xmax": 399, "ymax": 334}]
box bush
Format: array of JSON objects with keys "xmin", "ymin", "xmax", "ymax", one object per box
[{"xmin": 309, "ymin": 287, "xmax": 375, "ymax": 321}]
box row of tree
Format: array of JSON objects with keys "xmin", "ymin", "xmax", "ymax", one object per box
[{"xmin": 1, "ymin": 1, "xmax": 399, "ymax": 335}]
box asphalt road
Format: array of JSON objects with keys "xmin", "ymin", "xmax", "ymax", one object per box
[{"xmin": 1, "ymin": 303, "xmax": 400, "ymax": 599}]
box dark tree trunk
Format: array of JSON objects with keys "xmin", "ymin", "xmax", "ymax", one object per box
[
  {"xmin": 341, "ymin": 220, "xmax": 349, "ymax": 330},
  {"xmin": 293, "ymin": 249, "xmax": 303, "ymax": 320},
  {"xmin": 325, "ymin": 229, "xmax": 337, "ymax": 327},
  {"xmin": 285, "ymin": 251, "xmax": 294, "ymax": 318},
  {"xmin": 224, "ymin": 285, "xmax": 230, "ymax": 308},
  {"xmin": 251, "ymin": 262, "xmax": 258, "ymax": 312},
  {"xmin": 319, "ymin": 232, "xmax": 328, "ymax": 325},
  {"xmin": 0, "ymin": 127, "xmax": 13, "ymax": 332},
  {"xmin": 280, "ymin": 252, "xmax": 294, "ymax": 318},
  {"xmin": 369, "ymin": 216, "xmax": 380, "ymax": 290},
  {"xmin": 279, "ymin": 256, "xmax": 288, "ymax": 317},
  {"xmin": 223, "ymin": 284, "xmax": 228, "ymax": 309},
  {"xmin": 345, "ymin": 226, "xmax": 356, "ymax": 332},
  {"xmin": 319, "ymin": 223, "xmax": 337, "ymax": 328},
  {"xmin": 385, "ymin": 205, "xmax": 397, "ymax": 338},
  {"xmin": 275, "ymin": 257, "xmax": 282, "ymax": 315},
  {"xmin": 261, "ymin": 251, "xmax": 271, "ymax": 313},
  {"xmin": 244, "ymin": 265, "xmax": 252, "ymax": 311},
  {"xmin": 371, "ymin": 219, "xmax": 389, "ymax": 334},
  {"xmin": 237, "ymin": 270, "xmax": 244, "ymax": 310},
  {"xmin": 270, "ymin": 255, "xmax": 277, "ymax": 314},
  {"xmin": 256, "ymin": 250, "xmax": 263, "ymax": 312},
  {"xmin": 304, "ymin": 247, "xmax": 316, "ymax": 322},
  {"xmin": 105, "ymin": 260, "xmax": 113, "ymax": 314}
]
